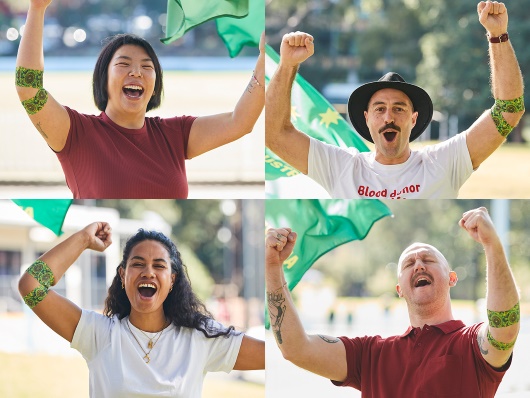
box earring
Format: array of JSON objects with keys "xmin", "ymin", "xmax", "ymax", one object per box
[
  {"xmin": 121, "ymin": 280, "xmax": 124, "ymax": 289},
  {"xmin": 169, "ymin": 284, "xmax": 173, "ymax": 292}
]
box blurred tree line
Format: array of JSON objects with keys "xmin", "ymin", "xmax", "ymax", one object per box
[
  {"xmin": 311, "ymin": 199, "xmax": 530, "ymax": 302},
  {"xmin": 266, "ymin": 0, "xmax": 529, "ymax": 142},
  {"xmin": 95, "ymin": 200, "xmax": 247, "ymax": 287}
]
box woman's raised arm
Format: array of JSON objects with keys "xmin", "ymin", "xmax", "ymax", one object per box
[
  {"xmin": 18, "ymin": 222, "xmax": 112, "ymax": 342},
  {"xmin": 15, "ymin": 0, "xmax": 71, "ymax": 152}
]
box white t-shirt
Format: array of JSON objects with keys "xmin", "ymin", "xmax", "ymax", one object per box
[
  {"xmin": 308, "ymin": 132, "xmax": 473, "ymax": 199},
  {"xmin": 71, "ymin": 309, "xmax": 243, "ymax": 398}
]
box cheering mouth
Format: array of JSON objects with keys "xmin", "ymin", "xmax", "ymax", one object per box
[
  {"xmin": 413, "ymin": 275, "xmax": 432, "ymax": 288},
  {"xmin": 379, "ymin": 123, "xmax": 401, "ymax": 143},
  {"xmin": 138, "ymin": 282, "xmax": 157, "ymax": 298},
  {"xmin": 123, "ymin": 84, "xmax": 144, "ymax": 98}
]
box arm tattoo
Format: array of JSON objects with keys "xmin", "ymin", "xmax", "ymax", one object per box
[
  {"xmin": 36, "ymin": 122, "xmax": 48, "ymax": 139},
  {"xmin": 318, "ymin": 334, "xmax": 340, "ymax": 344},
  {"xmin": 267, "ymin": 290, "xmax": 287, "ymax": 344},
  {"xmin": 477, "ymin": 330, "xmax": 489, "ymax": 356}
]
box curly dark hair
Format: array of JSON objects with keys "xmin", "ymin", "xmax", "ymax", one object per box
[{"xmin": 104, "ymin": 229, "xmax": 234, "ymax": 338}]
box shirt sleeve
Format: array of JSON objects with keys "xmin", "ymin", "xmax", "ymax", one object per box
[
  {"xmin": 424, "ymin": 132, "xmax": 473, "ymax": 191},
  {"xmin": 203, "ymin": 323, "xmax": 244, "ymax": 373},
  {"xmin": 160, "ymin": 115, "xmax": 197, "ymax": 160},
  {"xmin": 70, "ymin": 309, "xmax": 114, "ymax": 362},
  {"xmin": 308, "ymin": 137, "xmax": 361, "ymax": 196},
  {"xmin": 330, "ymin": 336, "xmax": 364, "ymax": 389}
]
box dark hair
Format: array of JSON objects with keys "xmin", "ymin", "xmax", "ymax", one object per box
[
  {"xmin": 104, "ymin": 229, "xmax": 234, "ymax": 339},
  {"xmin": 93, "ymin": 34, "xmax": 164, "ymax": 112}
]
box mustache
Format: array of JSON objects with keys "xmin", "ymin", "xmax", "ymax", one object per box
[{"xmin": 379, "ymin": 123, "xmax": 401, "ymax": 134}]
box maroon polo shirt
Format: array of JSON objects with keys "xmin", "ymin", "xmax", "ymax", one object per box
[
  {"xmin": 56, "ymin": 107, "xmax": 196, "ymax": 199},
  {"xmin": 332, "ymin": 320, "xmax": 511, "ymax": 397}
]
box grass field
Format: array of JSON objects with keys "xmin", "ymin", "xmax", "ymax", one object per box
[{"xmin": 0, "ymin": 352, "xmax": 264, "ymax": 397}]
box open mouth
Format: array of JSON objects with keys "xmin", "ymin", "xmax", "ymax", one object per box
[
  {"xmin": 122, "ymin": 84, "xmax": 144, "ymax": 98},
  {"xmin": 138, "ymin": 282, "xmax": 157, "ymax": 298},
  {"xmin": 383, "ymin": 131, "xmax": 397, "ymax": 142},
  {"xmin": 414, "ymin": 277, "xmax": 432, "ymax": 288}
]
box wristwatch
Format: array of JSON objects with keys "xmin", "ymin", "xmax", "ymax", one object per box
[{"xmin": 488, "ymin": 32, "xmax": 509, "ymax": 43}]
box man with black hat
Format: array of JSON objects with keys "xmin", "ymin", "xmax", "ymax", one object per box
[
  {"xmin": 266, "ymin": 1, "xmax": 524, "ymax": 199},
  {"xmin": 266, "ymin": 206, "xmax": 520, "ymax": 396}
]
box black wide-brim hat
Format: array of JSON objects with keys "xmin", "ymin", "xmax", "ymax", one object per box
[{"xmin": 347, "ymin": 72, "xmax": 433, "ymax": 143}]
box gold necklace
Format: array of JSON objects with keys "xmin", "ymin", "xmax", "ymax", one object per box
[{"xmin": 126, "ymin": 319, "xmax": 166, "ymax": 364}]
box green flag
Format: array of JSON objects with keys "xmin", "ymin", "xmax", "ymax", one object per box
[
  {"xmin": 161, "ymin": 0, "xmax": 249, "ymax": 44},
  {"xmin": 12, "ymin": 199, "xmax": 72, "ymax": 236},
  {"xmin": 266, "ymin": 199, "xmax": 391, "ymax": 289},
  {"xmin": 216, "ymin": 0, "xmax": 263, "ymax": 58},
  {"xmin": 265, "ymin": 46, "xmax": 370, "ymax": 180}
]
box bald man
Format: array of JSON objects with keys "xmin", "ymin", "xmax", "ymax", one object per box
[{"xmin": 266, "ymin": 207, "xmax": 520, "ymax": 397}]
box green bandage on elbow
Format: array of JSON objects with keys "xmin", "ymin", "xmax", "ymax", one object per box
[
  {"xmin": 16, "ymin": 66, "xmax": 48, "ymax": 115},
  {"xmin": 23, "ymin": 285, "xmax": 49, "ymax": 309},
  {"xmin": 490, "ymin": 95, "xmax": 525, "ymax": 137},
  {"xmin": 487, "ymin": 329, "xmax": 516, "ymax": 351},
  {"xmin": 23, "ymin": 260, "xmax": 54, "ymax": 309},
  {"xmin": 487, "ymin": 302, "xmax": 520, "ymax": 328},
  {"xmin": 26, "ymin": 260, "xmax": 54, "ymax": 289},
  {"xmin": 21, "ymin": 88, "xmax": 48, "ymax": 115},
  {"xmin": 16, "ymin": 66, "xmax": 44, "ymax": 89}
]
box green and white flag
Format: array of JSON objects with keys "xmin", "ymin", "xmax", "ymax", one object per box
[
  {"xmin": 266, "ymin": 199, "xmax": 391, "ymax": 290},
  {"xmin": 12, "ymin": 199, "xmax": 72, "ymax": 236},
  {"xmin": 161, "ymin": 0, "xmax": 249, "ymax": 44},
  {"xmin": 265, "ymin": 46, "xmax": 370, "ymax": 180}
]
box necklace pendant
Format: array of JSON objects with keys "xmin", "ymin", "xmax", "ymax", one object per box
[
  {"xmin": 143, "ymin": 354, "xmax": 150, "ymax": 364},
  {"xmin": 148, "ymin": 341, "xmax": 153, "ymax": 349}
]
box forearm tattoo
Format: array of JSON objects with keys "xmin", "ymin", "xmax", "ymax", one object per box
[
  {"xmin": 267, "ymin": 290, "xmax": 287, "ymax": 344},
  {"xmin": 23, "ymin": 285, "xmax": 49, "ymax": 309},
  {"xmin": 487, "ymin": 329, "xmax": 516, "ymax": 351},
  {"xmin": 490, "ymin": 95, "xmax": 525, "ymax": 137},
  {"xmin": 487, "ymin": 302, "xmax": 520, "ymax": 328},
  {"xmin": 246, "ymin": 72, "xmax": 264, "ymax": 94},
  {"xmin": 318, "ymin": 335, "xmax": 340, "ymax": 343}
]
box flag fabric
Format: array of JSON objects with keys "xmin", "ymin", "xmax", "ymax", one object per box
[
  {"xmin": 12, "ymin": 199, "xmax": 72, "ymax": 236},
  {"xmin": 265, "ymin": 46, "xmax": 370, "ymax": 180},
  {"xmin": 161, "ymin": 0, "xmax": 249, "ymax": 44},
  {"xmin": 266, "ymin": 199, "xmax": 392, "ymax": 290},
  {"xmin": 216, "ymin": 0, "xmax": 263, "ymax": 58}
]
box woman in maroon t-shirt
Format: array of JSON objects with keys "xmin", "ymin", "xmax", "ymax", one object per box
[{"xmin": 15, "ymin": 0, "xmax": 264, "ymax": 198}]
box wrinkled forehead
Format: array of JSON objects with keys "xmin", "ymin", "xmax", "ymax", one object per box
[
  {"xmin": 368, "ymin": 88, "xmax": 413, "ymax": 108},
  {"xmin": 398, "ymin": 243, "xmax": 448, "ymax": 269}
]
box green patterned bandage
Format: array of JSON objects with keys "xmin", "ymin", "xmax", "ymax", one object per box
[
  {"xmin": 26, "ymin": 260, "xmax": 54, "ymax": 289},
  {"xmin": 487, "ymin": 329, "xmax": 516, "ymax": 351},
  {"xmin": 21, "ymin": 88, "xmax": 48, "ymax": 115},
  {"xmin": 490, "ymin": 95, "xmax": 525, "ymax": 137},
  {"xmin": 15, "ymin": 66, "xmax": 44, "ymax": 89},
  {"xmin": 23, "ymin": 285, "xmax": 49, "ymax": 309},
  {"xmin": 488, "ymin": 302, "xmax": 520, "ymax": 328}
]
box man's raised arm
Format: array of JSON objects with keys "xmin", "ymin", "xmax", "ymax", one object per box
[
  {"xmin": 459, "ymin": 207, "xmax": 520, "ymax": 368},
  {"xmin": 466, "ymin": 1, "xmax": 525, "ymax": 169},
  {"xmin": 265, "ymin": 227, "xmax": 347, "ymax": 381},
  {"xmin": 265, "ymin": 32, "xmax": 314, "ymax": 174}
]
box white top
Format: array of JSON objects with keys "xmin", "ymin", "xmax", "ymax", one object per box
[
  {"xmin": 71, "ymin": 309, "xmax": 243, "ymax": 398},
  {"xmin": 308, "ymin": 132, "xmax": 473, "ymax": 199}
]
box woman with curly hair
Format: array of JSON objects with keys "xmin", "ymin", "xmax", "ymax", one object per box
[{"xmin": 18, "ymin": 222, "xmax": 264, "ymax": 397}]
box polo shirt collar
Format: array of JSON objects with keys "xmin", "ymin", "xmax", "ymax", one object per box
[{"xmin": 400, "ymin": 319, "xmax": 465, "ymax": 338}]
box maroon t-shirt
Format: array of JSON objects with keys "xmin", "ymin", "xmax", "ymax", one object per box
[
  {"xmin": 56, "ymin": 107, "xmax": 196, "ymax": 198},
  {"xmin": 332, "ymin": 321, "xmax": 511, "ymax": 397}
]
